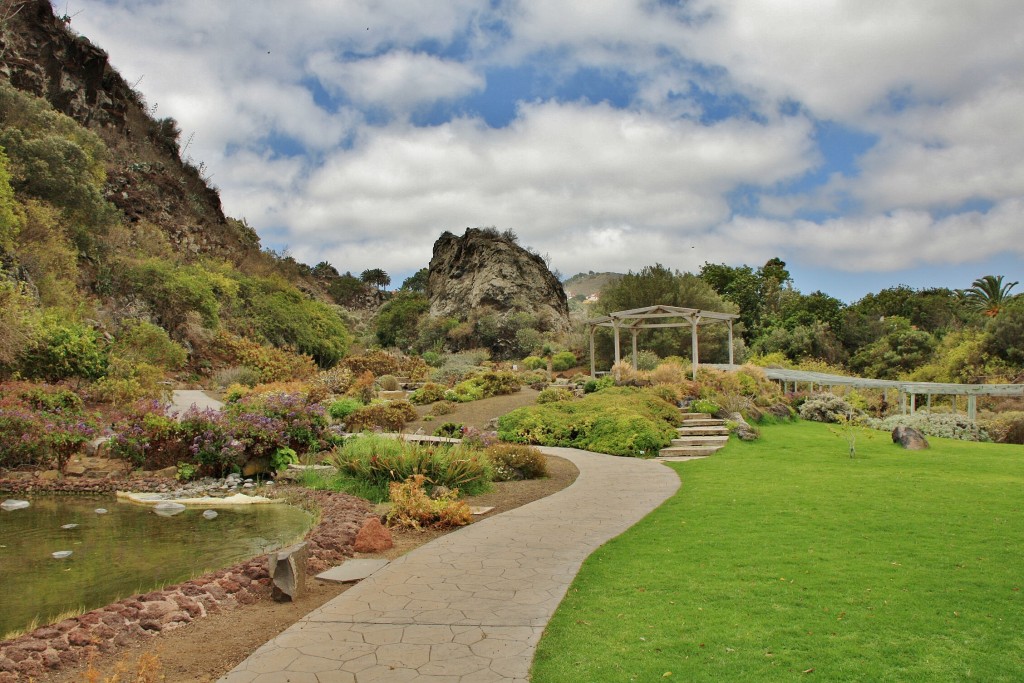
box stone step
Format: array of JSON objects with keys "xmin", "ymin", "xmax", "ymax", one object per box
[
  {"xmin": 678, "ymin": 412, "xmax": 711, "ymax": 420},
  {"xmin": 658, "ymin": 445, "xmax": 724, "ymax": 457},
  {"xmin": 671, "ymin": 436, "xmax": 729, "ymax": 447},
  {"xmin": 677, "ymin": 426, "xmax": 730, "ymax": 436},
  {"xmin": 679, "ymin": 418, "xmax": 726, "ymax": 427}
]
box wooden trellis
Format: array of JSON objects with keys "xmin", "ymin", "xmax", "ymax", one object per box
[{"xmin": 586, "ymin": 305, "xmax": 740, "ymax": 380}]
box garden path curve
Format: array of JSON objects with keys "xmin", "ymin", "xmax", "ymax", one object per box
[
  {"xmin": 219, "ymin": 447, "xmax": 680, "ymax": 683},
  {"xmin": 168, "ymin": 389, "xmax": 224, "ymax": 415}
]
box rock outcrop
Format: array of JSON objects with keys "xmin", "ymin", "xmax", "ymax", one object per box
[
  {"xmin": 0, "ymin": 0, "xmax": 256, "ymax": 261},
  {"xmin": 427, "ymin": 228, "xmax": 571, "ymax": 334}
]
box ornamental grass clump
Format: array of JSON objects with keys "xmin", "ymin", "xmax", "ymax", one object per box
[{"xmin": 328, "ymin": 434, "xmax": 491, "ymax": 500}]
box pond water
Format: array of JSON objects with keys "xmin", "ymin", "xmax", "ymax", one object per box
[{"xmin": 0, "ymin": 495, "xmax": 313, "ymax": 638}]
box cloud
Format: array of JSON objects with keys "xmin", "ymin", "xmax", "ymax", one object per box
[{"xmin": 308, "ymin": 51, "xmax": 484, "ymax": 112}]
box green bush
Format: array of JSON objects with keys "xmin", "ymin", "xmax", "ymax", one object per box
[
  {"xmin": 583, "ymin": 376, "xmax": 615, "ymax": 393},
  {"xmin": 498, "ymin": 387, "xmax": 678, "ymax": 457},
  {"xmin": 433, "ymin": 422, "xmax": 464, "ymax": 438},
  {"xmin": 522, "ymin": 356, "xmax": 546, "ymax": 370},
  {"xmin": 485, "ymin": 443, "xmax": 548, "ymax": 481},
  {"xmin": 410, "ymin": 382, "xmax": 447, "ymax": 405},
  {"xmin": 984, "ymin": 411, "xmax": 1024, "ymax": 445},
  {"xmin": 863, "ymin": 413, "xmax": 989, "ymax": 442},
  {"xmin": 345, "ymin": 400, "xmax": 417, "ymax": 432},
  {"xmin": 691, "ymin": 398, "xmax": 721, "ymax": 415},
  {"xmin": 537, "ymin": 387, "xmax": 575, "ymax": 404},
  {"xmin": 19, "ymin": 316, "xmax": 109, "ymax": 382},
  {"xmin": 112, "ymin": 320, "xmax": 187, "ymax": 371},
  {"xmin": 378, "ymin": 374, "xmax": 401, "ymax": 391},
  {"xmin": 551, "ymin": 351, "xmax": 578, "ymax": 372},
  {"xmin": 328, "ymin": 397, "xmax": 364, "ymax": 421},
  {"xmin": 429, "ymin": 400, "xmax": 457, "ymax": 416}
]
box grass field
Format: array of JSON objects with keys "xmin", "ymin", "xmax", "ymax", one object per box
[{"xmin": 532, "ymin": 421, "xmax": 1024, "ymax": 682}]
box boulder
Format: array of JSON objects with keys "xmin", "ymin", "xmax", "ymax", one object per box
[
  {"xmin": 892, "ymin": 426, "xmax": 929, "ymax": 450},
  {"xmin": 427, "ymin": 228, "xmax": 571, "ymax": 341},
  {"xmin": 268, "ymin": 542, "xmax": 308, "ymax": 602},
  {"xmin": 728, "ymin": 413, "xmax": 759, "ymax": 442},
  {"xmin": 353, "ymin": 517, "xmax": 394, "ymax": 553}
]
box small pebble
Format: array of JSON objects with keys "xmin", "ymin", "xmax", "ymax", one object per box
[
  {"xmin": 94, "ymin": 508, "xmax": 108, "ymax": 514},
  {"xmin": 52, "ymin": 550, "xmax": 73, "ymax": 559},
  {"xmin": 61, "ymin": 523, "xmax": 79, "ymax": 530},
  {"xmin": 202, "ymin": 509, "xmax": 218, "ymax": 520}
]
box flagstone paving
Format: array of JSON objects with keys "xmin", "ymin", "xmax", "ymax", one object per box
[{"xmin": 219, "ymin": 446, "xmax": 680, "ymax": 683}]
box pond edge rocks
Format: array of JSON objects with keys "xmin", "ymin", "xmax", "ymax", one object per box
[{"xmin": 0, "ymin": 483, "xmax": 371, "ymax": 682}]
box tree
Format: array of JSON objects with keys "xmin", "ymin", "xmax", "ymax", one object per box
[
  {"xmin": 400, "ymin": 267, "xmax": 429, "ymax": 294},
  {"xmin": 964, "ymin": 275, "xmax": 1018, "ymax": 317},
  {"xmin": 375, "ymin": 291, "xmax": 429, "ymax": 349},
  {"xmin": 360, "ymin": 268, "xmax": 391, "ymax": 291}
]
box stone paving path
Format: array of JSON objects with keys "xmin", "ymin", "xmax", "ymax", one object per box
[
  {"xmin": 220, "ymin": 446, "xmax": 681, "ymax": 683},
  {"xmin": 168, "ymin": 389, "xmax": 224, "ymax": 415}
]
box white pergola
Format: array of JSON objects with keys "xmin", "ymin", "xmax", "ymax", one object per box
[{"xmin": 586, "ymin": 305, "xmax": 740, "ymax": 380}]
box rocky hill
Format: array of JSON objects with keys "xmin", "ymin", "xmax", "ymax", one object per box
[
  {"xmin": 428, "ymin": 228, "xmax": 571, "ymax": 335},
  {"xmin": 0, "ymin": 0, "xmax": 258, "ymax": 260}
]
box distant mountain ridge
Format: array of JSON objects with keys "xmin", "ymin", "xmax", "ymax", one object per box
[{"xmin": 563, "ymin": 271, "xmax": 623, "ymax": 300}]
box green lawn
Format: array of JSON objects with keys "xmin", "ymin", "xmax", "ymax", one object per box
[{"xmin": 532, "ymin": 421, "xmax": 1024, "ymax": 682}]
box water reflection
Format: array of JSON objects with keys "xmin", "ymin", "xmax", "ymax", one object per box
[{"xmin": 0, "ymin": 495, "xmax": 312, "ymax": 637}]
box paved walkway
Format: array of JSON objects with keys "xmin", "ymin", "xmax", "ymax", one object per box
[
  {"xmin": 220, "ymin": 447, "xmax": 681, "ymax": 683},
  {"xmin": 168, "ymin": 389, "xmax": 224, "ymax": 415}
]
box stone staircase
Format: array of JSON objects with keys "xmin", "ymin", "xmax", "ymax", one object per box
[{"xmin": 658, "ymin": 412, "xmax": 730, "ymax": 459}]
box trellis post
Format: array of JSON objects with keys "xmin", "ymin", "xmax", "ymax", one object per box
[
  {"xmin": 589, "ymin": 325, "xmax": 597, "ymax": 378},
  {"xmin": 727, "ymin": 320, "xmax": 735, "ymax": 366},
  {"xmin": 612, "ymin": 318, "xmax": 621, "ymax": 380}
]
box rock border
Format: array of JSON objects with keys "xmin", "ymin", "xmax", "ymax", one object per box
[{"xmin": 0, "ymin": 479, "xmax": 372, "ymax": 682}]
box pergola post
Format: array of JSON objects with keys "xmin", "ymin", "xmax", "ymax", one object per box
[
  {"xmin": 612, "ymin": 318, "xmax": 621, "ymax": 380},
  {"xmin": 588, "ymin": 325, "xmax": 597, "ymax": 378},
  {"xmin": 690, "ymin": 314, "xmax": 701, "ymax": 381},
  {"xmin": 968, "ymin": 395, "xmax": 977, "ymax": 420},
  {"xmin": 631, "ymin": 328, "xmax": 639, "ymax": 371},
  {"xmin": 910, "ymin": 393, "xmax": 916, "ymax": 414},
  {"xmin": 952, "ymin": 395, "xmax": 957, "ymax": 415},
  {"xmin": 900, "ymin": 391, "xmax": 907, "ymax": 415},
  {"xmin": 727, "ymin": 320, "xmax": 735, "ymax": 366}
]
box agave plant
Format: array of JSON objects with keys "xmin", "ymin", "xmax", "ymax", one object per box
[{"xmin": 964, "ymin": 275, "xmax": 1018, "ymax": 317}]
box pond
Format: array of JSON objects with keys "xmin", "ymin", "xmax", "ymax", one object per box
[{"xmin": 0, "ymin": 495, "xmax": 313, "ymax": 638}]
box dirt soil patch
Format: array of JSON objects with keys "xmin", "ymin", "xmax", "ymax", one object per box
[{"xmin": 405, "ymin": 387, "xmax": 541, "ymax": 434}]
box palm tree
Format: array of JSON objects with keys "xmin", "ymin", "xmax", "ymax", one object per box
[{"xmin": 964, "ymin": 275, "xmax": 1019, "ymax": 317}]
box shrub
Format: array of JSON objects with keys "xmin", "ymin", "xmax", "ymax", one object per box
[
  {"xmin": 984, "ymin": 411, "xmax": 1024, "ymax": 444},
  {"xmin": 649, "ymin": 361, "xmax": 689, "ymax": 386},
  {"xmin": 345, "ymin": 400, "xmax": 417, "ymax": 432},
  {"xmin": 485, "ymin": 443, "xmax": 548, "ymax": 481},
  {"xmin": 429, "ymin": 400, "xmax": 457, "ymax": 416},
  {"xmin": 342, "ymin": 351, "xmax": 429, "ymax": 380},
  {"xmin": 386, "ymin": 475, "xmax": 473, "ymax": 529},
  {"xmin": 111, "ymin": 320, "xmax": 187, "ymax": 371},
  {"xmin": 328, "ymin": 397, "xmax": 363, "ymax": 421},
  {"xmin": 691, "ymin": 398, "xmax": 721, "ymax": 415},
  {"xmin": 433, "ymin": 422, "xmax": 465, "ymax": 438},
  {"xmin": 346, "ymin": 371, "xmax": 376, "ymax": 403},
  {"xmin": 213, "ymin": 366, "xmax": 262, "ymax": 389},
  {"xmin": 626, "ymin": 350, "xmax": 660, "ymax": 371},
  {"xmin": 522, "ymin": 356, "xmax": 546, "ymax": 370},
  {"xmin": 0, "ymin": 384, "xmax": 99, "ymax": 471},
  {"xmin": 19, "ymin": 316, "xmax": 109, "ymax": 382},
  {"xmin": 409, "ymin": 382, "xmax": 447, "ymax": 405},
  {"xmin": 378, "ymin": 374, "xmax": 400, "ymax": 391},
  {"xmin": 537, "ymin": 387, "xmax": 575, "ymax": 404},
  {"xmin": 422, "ymin": 350, "xmax": 442, "ymax": 367},
  {"xmin": 498, "ymin": 387, "xmax": 678, "ymax": 457},
  {"xmin": 551, "ymin": 351, "xmax": 578, "ymax": 372},
  {"xmin": 799, "ymin": 393, "xmax": 858, "ymax": 424},
  {"xmin": 209, "ymin": 332, "xmax": 316, "ymax": 383},
  {"xmin": 583, "ymin": 375, "xmax": 615, "ymax": 393},
  {"xmin": 309, "ymin": 365, "xmax": 355, "ymax": 396},
  {"xmin": 863, "ymin": 413, "xmax": 989, "ymax": 442}
]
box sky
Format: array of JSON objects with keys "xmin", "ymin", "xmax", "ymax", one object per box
[{"xmin": 69, "ymin": 0, "xmax": 1024, "ymax": 303}]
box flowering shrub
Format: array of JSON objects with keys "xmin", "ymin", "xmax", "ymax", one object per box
[
  {"xmin": 983, "ymin": 411, "xmax": 1024, "ymax": 444},
  {"xmin": 0, "ymin": 383, "xmax": 98, "ymax": 471},
  {"xmin": 409, "ymin": 382, "xmax": 447, "ymax": 405},
  {"xmin": 799, "ymin": 393, "xmax": 859, "ymax": 424},
  {"xmin": 109, "ymin": 392, "xmax": 333, "ymax": 475},
  {"xmin": 537, "ymin": 387, "xmax": 575, "ymax": 404},
  {"xmin": 863, "ymin": 413, "xmax": 990, "ymax": 442},
  {"xmin": 342, "ymin": 351, "xmax": 429, "ymax": 381}
]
